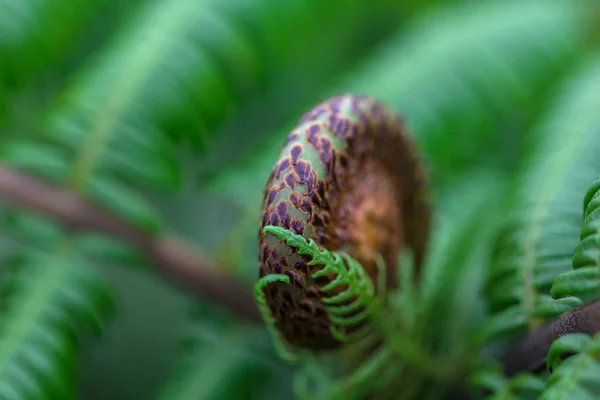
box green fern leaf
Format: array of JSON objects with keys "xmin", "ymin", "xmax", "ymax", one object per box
[
  {"xmin": 1, "ymin": 211, "xmax": 145, "ymax": 267},
  {"xmin": 485, "ymin": 53, "xmax": 600, "ymax": 341},
  {"xmin": 39, "ymin": 0, "xmax": 412, "ymax": 160},
  {"xmin": 550, "ymin": 176, "xmax": 600, "ymax": 302},
  {"xmin": 0, "ymin": 245, "xmax": 114, "ymax": 400},
  {"xmin": 420, "ymin": 169, "xmax": 511, "ymax": 373},
  {"xmin": 539, "ymin": 333, "xmax": 600, "ymax": 400},
  {"xmin": 474, "ymin": 368, "xmax": 546, "ymax": 400},
  {"xmin": 205, "ymin": 0, "xmax": 590, "ymax": 209},
  {"xmin": 545, "ymin": 333, "xmax": 592, "ymax": 371}
]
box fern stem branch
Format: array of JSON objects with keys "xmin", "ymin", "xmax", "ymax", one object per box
[
  {"xmin": 0, "ymin": 164, "xmax": 261, "ymax": 322},
  {"xmin": 499, "ymin": 298, "xmax": 600, "ymax": 376}
]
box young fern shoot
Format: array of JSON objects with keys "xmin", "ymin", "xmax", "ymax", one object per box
[{"xmin": 255, "ymin": 94, "xmax": 431, "ymax": 364}]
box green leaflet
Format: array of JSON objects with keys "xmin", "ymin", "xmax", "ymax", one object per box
[
  {"xmin": 473, "ymin": 368, "xmax": 545, "ymax": 400},
  {"xmin": 0, "ymin": 139, "xmax": 70, "ymax": 182},
  {"xmin": 1, "ymin": 211, "xmax": 145, "ymax": 268},
  {"xmin": 539, "ymin": 333, "xmax": 600, "ymax": 400},
  {"xmin": 255, "ymin": 226, "xmax": 391, "ymax": 399},
  {"xmin": 546, "ymin": 333, "xmax": 592, "ymax": 371}
]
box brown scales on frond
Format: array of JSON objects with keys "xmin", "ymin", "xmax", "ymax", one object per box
[{"xmin": 258, "ymin": 94, "xmax": 431, "ymax": 350}]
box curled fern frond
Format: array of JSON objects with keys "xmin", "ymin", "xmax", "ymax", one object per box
[
  {"xmin": 260, "ymin": 226, "xmax": 379, "ymax": 348},
  {"xmin": 254, "ymin": 273, "xmax": 298, "ymax": 362},
  {"xmin": 257, "ymin": 94, "xmax": 429, "ymax": 351}
]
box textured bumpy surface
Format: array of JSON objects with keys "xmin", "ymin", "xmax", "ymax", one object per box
[{"xmin": 258, "ymin": 94, "xmax": 430, "ymax": 350}]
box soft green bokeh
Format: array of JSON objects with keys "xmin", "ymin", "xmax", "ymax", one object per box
[{"xmin": 1, "ymin": 0, "xmax": 600, "ymax": 399}]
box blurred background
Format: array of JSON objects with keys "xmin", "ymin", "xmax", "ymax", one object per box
[{"xmin": 0, "ymin": 0, "xmax": 599, "ymax": 399}]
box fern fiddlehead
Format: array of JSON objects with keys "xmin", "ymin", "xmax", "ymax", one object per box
[{"xmin": 255, "ymin": 94, "xmax": 431, "ymax": 356}]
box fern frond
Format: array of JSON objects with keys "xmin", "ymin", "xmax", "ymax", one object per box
[
  {"xmin": 484, "ymin": 54, "xmax": 600, "ymax": 342},
  {"xmin": 36, "ymin": 0, "xmax": 413, "ymax": 159},
  {"xmin": 2, "ymin": 211, "xmax": 145, "ymax": 268},
  {"xmin": 337, "ymin": 0, "xmax": 588, "ymax": 178},
  {"xmin": 0, "ymin": 242, "xmax": 114, "ymax": 399},
  {"xmin": 0, "ymin": 2, "xmax": 413, "ymax": 395},
  {"xmin": 539, "ymin": 333, "xmax": 600, "ymax": 400},
  {"xmin": 473, "ymin": 368, "xmax": 545, "ymax": 400},
  {"xmin": 157, "ymin": 306, "xmax": 291, "ymax": 400},
  {"xmin": 205, "ymin": 0, "xmax": 590, "ymax": 209},
  {"xmin": 255, "ymin": 226, "xmax": 391, "ymax": 398},
  {"xmin": 550, "ymin": 176, "xmax": 600, "ymax": 302},
  {"xmin": 414, "ymin": 168, "xmax": 512, "ymax": 372}
]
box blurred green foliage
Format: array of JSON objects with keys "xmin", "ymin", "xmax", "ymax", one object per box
[{"xmin": 2, "ymin": 0, "xmax": 600, "ymax": 399}]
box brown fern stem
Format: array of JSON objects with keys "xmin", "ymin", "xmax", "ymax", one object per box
[
  {"xmin": 499, "ymin": 299, "xmax": 600, "ymax": 376},
  {"xmin": 0, "ymin": 164, "xmax": 262, "ymax": 322}
]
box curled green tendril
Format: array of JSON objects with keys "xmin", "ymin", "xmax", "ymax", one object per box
[
  {"xmin": 261, "ymin": 225, "xmax": 383, "ymax": 345},
  {"xmin": 254, "ymin": 273, "xmax": 297, "ymax": 362}
]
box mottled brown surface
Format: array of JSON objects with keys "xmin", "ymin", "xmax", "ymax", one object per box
[
  {"xmin": 499, "ymin": 299, "xmax": 600, "ymax": 376},
  {"xmin": 257, "ymin": 94, "xmax": 431, "ymax": 350}
]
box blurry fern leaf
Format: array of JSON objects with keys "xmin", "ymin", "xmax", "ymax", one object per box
[
  {"xmin": 419, "ymin": 169, "xmax": 511, "ymax": 368},
  {"xmin": 157, "ymin": 307, "xmax": 288, "ymax": 400},
  {"xmin": 0, "ymin": 242, "xmax": 114, "ymax": 400},
  {"xmin": 539, "ymin": 333, "xmax": 600, "ymax": 400},
  {"xmin": 551, "ymin": 176, "xmax": 600, "ymax": 302},
  {"xmin": 485, "ymin": 54, "xmax": 600, "ymax": 342},
  {"xmin": 473, "ymin": 368, "xmax": 545, "ymax": 400},
  {"xmin": 205, "ymin": 0, "xmax": 589, "ymax": 209},
  {"xmin": 41, "ymin": 0, "xmax": 412, "ymax": 159}
]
